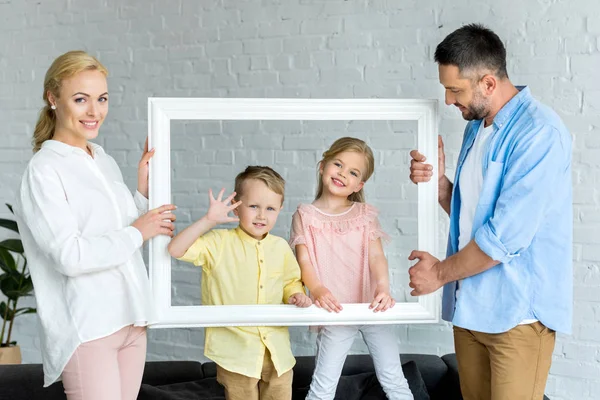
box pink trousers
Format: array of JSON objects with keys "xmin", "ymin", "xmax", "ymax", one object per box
[{"xmin": 62, "ymin": 325, "xmax": 147, "ymax": 400}]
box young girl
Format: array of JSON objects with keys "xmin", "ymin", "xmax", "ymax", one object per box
[{"xmin": 290, "ymin": 137, "xmax": 413, "ymax": 400}]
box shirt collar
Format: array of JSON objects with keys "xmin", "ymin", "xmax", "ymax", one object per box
[
  {"xmin": 492, "ymin": 86, "xmax": 531, "ymax": 129},
  {"xmin": 42, "ymin": 140, "xmax": 105, "ymax": 157},
  {"xmin": 235, "ymin": 226, "xmax": 270, "ymax": 245}
]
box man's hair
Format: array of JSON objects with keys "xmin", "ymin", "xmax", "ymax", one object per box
[
  {"xmin": 434, "ymin": 23, "xmax": 508, "ymax": 79},
  {"xmin": 234, "ymin": 166, "xmax": 285, "ymax": 203}
]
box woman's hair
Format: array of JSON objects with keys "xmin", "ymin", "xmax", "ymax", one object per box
[
  {"xmin": 32, "ymin": 50, "xmax": 108, "ymax": 153},
  {"xmin": 315, "ymin": 137, "xmax": 375, "ymax": 203}
]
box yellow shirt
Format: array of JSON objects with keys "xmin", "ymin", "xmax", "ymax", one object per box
[{"xmin": 177, "ymin": 227, "xmax": 305, "ymax": 378}]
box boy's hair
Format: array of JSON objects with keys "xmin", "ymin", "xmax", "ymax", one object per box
[
  {"xmin": 434, "ymin": 23, "xmax": 508, "ymax": 80},
  {"xmin": 234, "ymin": 166, "xmax": 286, "ymax": 203},
  {"xmin": 316, "ymin": 137, "xmax": 374, "ymax": 203}
]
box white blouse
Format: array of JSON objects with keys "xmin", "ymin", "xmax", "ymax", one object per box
[{"xmin": 14, "ymin": 140, "xmax": 156, "ymax": 387}]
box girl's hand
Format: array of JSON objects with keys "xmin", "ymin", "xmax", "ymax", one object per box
[
  {"xmin": 311, "ymin": 286, "xmax": 343, "ymax": 313},
  {"xmin": 132, "ymin": 204, "xmax": 177, "ymax": 241},
  {"xmin": 369, "ymin": 286, "xmax": 396, "ymax": 313},
  {"xmin": 288, "ymin": 293, "xmax": 312, "ymax": 308},
  {"xmin": 137, "ymin": 138, "xmax": 154, "ymax": 198},
  {"xmin": 205, "ymin": 188, "xmax": 242, "ymax": 225}
]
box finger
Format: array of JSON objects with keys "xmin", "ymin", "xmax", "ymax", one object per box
[
  {"xmin": 216, "ymin": 188, "xmax": 225, "ymax": 202},
  {"xmin": 208, "ymin": 188, "xmax": 215, "ymax": 202},
  {"xmin": 224, "ymin": 191, "xmax": 237, "ymax": 205},
  {"xmin": 160, "ymin": 221, "xmax": 176, "ymax": 230},
  {"xmin": 314, "ymin": 299, "xmax": 323, "ymax": 309},
  {"xmin": 328, "ymin": 299, "xmax": 341, "ymax": 313},
  {"xmin": 438, "ymin": 135, "xmax": 445, "ymax": 154},
  {"xmin": 371, "ymin": 293, "xmax": 386, "ymax": 311},
  {"xmin": 141, "ymin": 148, "xmax": 155, "ymax": 163},
  {"xmin": 159, "ymin": 227, "xmax": 174, "ymax": 237},
  {"xmin": 390, "ymin": 298, "xmax": 396, "ymax": 308},
  {"xmin": 322, "ymin": 297, "xmax": 337, "ymax": 313},
  {"xmin": 377, "ymin": 298, "xmax": 389, "ymax": 312},
  {"xmin": 408, "ymin": 281, "xmax": 416, "ymax": 289},
  {"xmin": 143, "ymin": 137, "xmax": 149, "ymax": 153},
  {"xmin": 329, "ymin": 296, "xmax": 343, "ymax": 312},
  {"xmin": 410, "ymin": 166, "xmax": 433, "ymax": 175},
  {"xmin": 410, "ymin": 171, "xmax": 433, "ymax": 180},
  {"xmin": 159, "ymin": 212, "xmax": 177, "ymax": 222},
  {"xmin": 410, "ymin": 289, "xmax": 421, "ymax": 297},
  {"xmin": 319, "ymin": 299, "xmax": 332, "ymax": 313},
  {"xmin": 409, "ymin": 149, "xmax": 426, "ymax": 162},
  {"xmin": 381, "ymin": 298, "xmax": 393, "ymax": 312},
  {"xmin": 410, "ymin": 159, "xmax": 433, "ymax": 171},
  {"xmin": 409, "ymin": 175, "xmax": 432, "ymax": 184},
  {"xmin": 156, "ymin": 204, "xmax": 177, "ymax": 213},
  {"xmin": 408, "ymin": 250, "xmax": 426, "ymax": 261},
  {"xmin": 369, "ymin": 298, "xmax": 380, "ymax": 310},
  {"xmin": 288, "ymin": 296, "xmax": 297, "ymax": 304},
  {"xmin": 229, "ymin": 200, "xmax": 243, "ymax": 211}
]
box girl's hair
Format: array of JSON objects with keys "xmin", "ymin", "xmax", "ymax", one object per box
[
  {"xmin": 315, "ymin": 137, "xmax": 375, "ymax": 203},
  {"xmin": 32, "ymin": 50, "xmax": 108, "ymax": 153}
]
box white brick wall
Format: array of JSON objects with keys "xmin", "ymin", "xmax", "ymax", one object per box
[{"xmin": 1, "ymin": 0, "xmax": 598, "ymax": 398}]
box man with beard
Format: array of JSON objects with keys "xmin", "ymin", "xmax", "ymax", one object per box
[{"xmin": 407, "ymin": 24, "xmax": 572, "ymax": 399}]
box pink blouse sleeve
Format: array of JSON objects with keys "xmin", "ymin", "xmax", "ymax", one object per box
[
  {"xmin": 289, "ymin": 210, "xmax": 306, "ymax": 248},
  {"xmin": 365, "ymin": 204, "xmax": 391, "ymax": 243}
]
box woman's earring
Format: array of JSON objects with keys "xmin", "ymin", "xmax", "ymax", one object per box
[{"xmin": 50, "ymin": 105, "xmax": 56, "ymax": 110}]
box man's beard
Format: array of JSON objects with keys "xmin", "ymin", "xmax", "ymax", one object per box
[{"xmin": 458, "ymin": 90, "xmax": 490, "ymax": 121}]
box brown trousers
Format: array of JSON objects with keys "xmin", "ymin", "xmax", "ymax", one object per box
[
  {"xmin": 216, "ymin": 350, "xmax": 293, "ymax": 400},
  {"xmin": 454, "ymin": 321, "xmax": 556, "ymax": 400}
]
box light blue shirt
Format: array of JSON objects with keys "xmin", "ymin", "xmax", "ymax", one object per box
[{"xmin": 442, "ymin": 86, "xmax": 573, "ymax": 334}]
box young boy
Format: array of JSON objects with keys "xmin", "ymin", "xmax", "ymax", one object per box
[{"xmin": 168, "ymin": 166, "xmax": 311, "ymax": 400}]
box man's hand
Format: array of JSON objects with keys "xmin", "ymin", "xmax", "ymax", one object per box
[
  {"xmin": 288, "ymin": 292, "xmax": 312, "ymax": 308},
  {"xmin": 408, "ymin": 250, "xmax": 443, "ymax": 296},
  {"xmin": 409, "ymin": 135, "xmax": 445, "ymax": 185}
]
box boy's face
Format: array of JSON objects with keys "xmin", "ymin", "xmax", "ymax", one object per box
[{"xmin": 233, "ymin": 179, "xmax": 283, "ymax": 240}]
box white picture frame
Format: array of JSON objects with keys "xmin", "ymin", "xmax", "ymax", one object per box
[{"xmin": 148, "ymin": 98, "xmax": 439, "ymax": 328}]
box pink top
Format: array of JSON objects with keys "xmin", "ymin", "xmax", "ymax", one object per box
[{"xmin": 290, "ymin": 202, "xmax": 389, "ymax": 303}]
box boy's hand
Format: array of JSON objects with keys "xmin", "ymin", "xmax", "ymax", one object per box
[
  {"xmin": 288, "ymin": 293, "xmax": 312, "ymax": 308},
  {"xmin": 369, "ymin": 285, "xmax": 395, "ymax": 313},
  {"xmin": 206, "ymin": 188, "xmax": 242, "ymax": 225},
  {"xmin": 311, "ymin": 286, "xmax": 343, "ymax": 313}
]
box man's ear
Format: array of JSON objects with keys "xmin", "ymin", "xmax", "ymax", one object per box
[{"xmin": 480, "ymin": 74, "xmax": 497, "ymax": 95}]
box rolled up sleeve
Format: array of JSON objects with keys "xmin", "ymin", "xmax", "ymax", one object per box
[{"xmin": 474, "ymin": 125, "xmax": 571, "ymax": 264}]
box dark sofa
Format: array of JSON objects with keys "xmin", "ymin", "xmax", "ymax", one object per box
[{"xmin": 0, "ymin": 353, "xmax": 550, "ymax": 400}]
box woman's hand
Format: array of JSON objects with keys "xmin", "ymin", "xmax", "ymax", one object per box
[
  {"xmin": 132, "ymin": 204, "xmax": 177, "ymax": 241},
  {"xmin": 137, "ymin": 138, "xmax": 154, "ymax": 199},
  {"xmin": 311, "ymin": 286, "xmax": 343, "ymax": 313}
]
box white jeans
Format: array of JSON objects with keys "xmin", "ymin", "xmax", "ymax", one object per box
[{"xmin": 306, "ymin": 325, "xmax": 414, "ymax": 400}]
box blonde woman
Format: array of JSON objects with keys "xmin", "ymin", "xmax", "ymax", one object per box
[{"xmin": 15, "ymin": 51, "xmax": 176, "ymax": 400}]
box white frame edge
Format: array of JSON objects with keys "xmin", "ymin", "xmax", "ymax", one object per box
[{"xmin": 148, "ymin": 98, "xmax": 439, "ymax": 328}]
